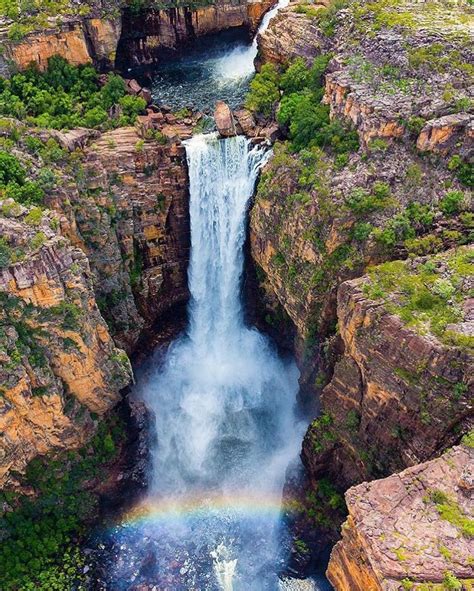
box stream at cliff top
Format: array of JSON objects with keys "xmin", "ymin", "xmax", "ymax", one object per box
[{"xmin": 95, "ymin": 2, "xmax": 332, "ymax": 589}]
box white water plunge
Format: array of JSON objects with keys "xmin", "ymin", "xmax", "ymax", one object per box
[
  {"xmin": 124, "ymin": 134, "xmax": 303, "ymax": 591},
  {"xmin": 213, "ymin": 0, "xmax": 289, "ymax": 80}
]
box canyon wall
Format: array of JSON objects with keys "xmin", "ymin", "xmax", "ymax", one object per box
[
  {"xmin": 1, "ymin": 0, "xmax": 274, "ymax": 73},
  {"xmin": 1, "ymin": 17, "xmax": 122, "ymax": 72},
  {"xmin": 250, "ymin": 0, "xmax": 473, "ymax": 579},
  {"xmin": 0, "ymin": 207, "xmax": 132, "ymax": 488},
  {"xmin": 117, "ymin": 0, "xmax": 274, "ymax": 68},
  {"xmin": 0, "ymin": 115, "xmax": 193, "ymax": 486},
  {"xmin": 56, "ymin": 126, "xmax": 191, "ymax": 353}
]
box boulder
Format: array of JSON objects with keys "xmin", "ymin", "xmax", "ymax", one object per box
[
  {"xmin": 234, "ymin": 108, "xmax": 258, "ymax": 137},
  {"xmin": 214, "ymin": 101, "xmax": 237, "ymax": 138}
]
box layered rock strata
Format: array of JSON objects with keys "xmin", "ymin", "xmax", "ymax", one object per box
[
  {"xmin": 0, "ymin": 208, "xmax": 132, "ymax": 487},
  {"xmin": 327, "ymin": 442, "xmax": 474, "ymax": 590}
]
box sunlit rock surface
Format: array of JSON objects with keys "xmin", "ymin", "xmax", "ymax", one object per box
[
  {"xmin": 327, "ymin": 443, "xmax": 474, "ymax": 590},
  {"xmin": 0, "ymin": 208, "xmax": 131, "ymax": 487}
]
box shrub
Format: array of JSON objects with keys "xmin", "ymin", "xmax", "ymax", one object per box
[
  {"xmin": 280, "ymin": 58, "xmax": 311, "ymax": 94},
  {"xmin": 406, "ymin": 116, "xmax": 425, "ymax": 135},
  {"xmin": 448, "ymin": 155, "xmax": 473, "ymax": 188},
  {"xmin": 345, "ymin": 185, "xmax": 389, "ymax": 214},
  {"xmin": 443, "ymin": 571, "xmax": 462, "ymax": 590},
  {"xmin": 405, "ymin": 234, "xmax": 442, "ymax": 255},
  {"xmin": 439, "ymin": 191, "xmax": 464, "ymax": 215},
  {"xmin": 0, "ymin": 237, "xmax": 12, "ymax": 267},
  {"xmin": 118, "ymin": 94, "xmax": 147, "ymax": 118},
  {"xmin": 352, "ymin": 222, "xmax": 373, "ymax": 241},
  {"xmin": 406, "ymin": 201, "xmax": 434, "ymax": 227},
  {"xmin": 0, "ymin": 57, "xmax": 141, "ymax": 131},
  {"xmin": 0, "ymin": 151, "xmax": 25, "ymax": 185},
  {"xmin": 245, "ymin": 63, "xmax": 280, "ymax": 117},
  {"xmin": 5, "ymin": 180, "xmax": 44, "ymax": 205}
]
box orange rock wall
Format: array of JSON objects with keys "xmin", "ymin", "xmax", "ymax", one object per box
[{"xmin": 0, "ymin": 216, "xmax": 131, "ymax": 488}]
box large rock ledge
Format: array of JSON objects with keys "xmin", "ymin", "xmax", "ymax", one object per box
[
  {"xmin": 327, "ymin": 443, "xmax": 474, "ymax": 590},
  {"xmin": 303, "ymin": 259, "xmax": 473, "ymax": 489}
]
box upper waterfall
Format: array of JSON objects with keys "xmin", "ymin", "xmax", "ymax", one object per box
[
  {"xmin": 151, "ymin": 0, "xmax": 289, "ymax": 111},
  {"xmin": 213, "ymin": 0, "xmax": 290, "ymax": 80}
]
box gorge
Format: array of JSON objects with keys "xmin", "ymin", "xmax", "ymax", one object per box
[{"xmin": 0, "ymin": 0, "xmax": 473, "ymax": 590}]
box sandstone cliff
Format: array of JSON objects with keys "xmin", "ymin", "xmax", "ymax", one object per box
[
  {"xmin": 327, "ymin": 441, "xmax": 474, "ymax": 590},
  {"xmin": 3, "ymin": 121, "xmax": 191, "ymax": 354},
  {"xmin": 302, "ymin": 246, "xmax": 473, "ymax": 491},
  {"xmin": 64, "ymin": 126, "xmax": 190, "ymax": 352},
  {"xmin": 118, "ymin": 0, "xmax": 275, "ymax": 68},
  {"xmin": 0, "ymin": 205, "xmax": 132, "ymax": 488},
  {"xmin": 250, "ymin": 0, "xmax": 474, "ymax": 577},
  {"xmin": 0, "ymin": 0, "xmax": 275, "ymax": 73},
  {"xmin": 1, "ymin": 17, "xmax": 121, "ymax": 72}
]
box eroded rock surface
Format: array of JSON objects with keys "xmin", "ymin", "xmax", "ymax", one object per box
[
  {"xmin": 0, "ymin": 209, "xmax": 132, "ymax": 487},
  {"xmin": 327, "ymin": 443, "xmax": 474, "ymax": 590}
]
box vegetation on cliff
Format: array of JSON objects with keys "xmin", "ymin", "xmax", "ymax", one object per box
[
  {"xmin": 246, "ymin": 56, "xmax": 359, "ymax": 155},
  {"xmin": 0, "ymin": 57, "xmax": 146, "ymax": 129},
  {"xmin": 0, "ymin": 416, "xmax": 125, "ymax": 591},
  {"xmin": 363, "ymin": 246, "xmax": 474, "ymax": 349}
]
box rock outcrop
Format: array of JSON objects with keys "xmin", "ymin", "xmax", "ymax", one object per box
[
  {"xmin": 327, "ymin": 442, "xmax": 474, "ymax": 590},
  {"xmin": 71, "ymin": 126, "xmax": 190, "ymax": 352},
  {"xmin": 1, "ymin": 16, "xmax": 121, "ymax": 72},
  {"xmin": 0, "ymin": 207, "xmax": 132, "ymax": 488},
  {"xmin": 302, "ymin": 246, "xmax": 473, "ymax": 491},
  {"xmin": 256, "ymin": 4, "xmax": 326, "ymax": 67},
  {"xmin": 417, "ymin": 113, "xmax": 473, "ymax": 158}
]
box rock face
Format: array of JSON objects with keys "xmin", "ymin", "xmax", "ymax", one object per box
[
  {"xmin": 39, "ymin": 125, "xmax": 190, "ymax": 354},
  {"xmin": 71, "ymin": 127, "xmax": 190, "ymax": 353},
  {"xmin": 115, "ymin": 0, "xmax": 275, "ymax": 69},
  {"xmin": 302, "ymin": 250, "xmax": 473, "ymax": 491},
  {"xmin": 1, "ymin": 17, "xmax": 121, "ymax": 71},
  {"xmin": 327, "ymin": 443, "xmax": 474, "ymax": 590},
  {"xmin": 256, "ymin": 5, "xmax": 326, "ymax": 67},
  {"xmin": 0, "ymin": 209, "xmax": 132, "ymax": 487},
  {"xmin": 251, "ymin": 0, "xmax": 473, "ymax": 571},
  {"xmin": 416, "ymin": 113, "xmax": 473, "ymax": 158}
]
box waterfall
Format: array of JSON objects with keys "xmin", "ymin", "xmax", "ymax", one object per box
[
  {"xmin": 213, "ymin": 0, "xmax": 289, "ymax": 80},
  {"xmin": 113, "ymin": 134, "xmax": 303, "ymax": 590},
  {"xmin": 145, "ymin": 134, "xmax": 300, "ymax": 494}
]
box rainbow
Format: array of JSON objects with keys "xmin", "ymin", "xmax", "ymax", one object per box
[{"xmin": 117, "ymin": 492, "xmax": 291, "ymax": 529}]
